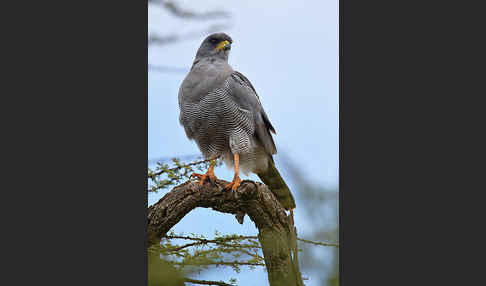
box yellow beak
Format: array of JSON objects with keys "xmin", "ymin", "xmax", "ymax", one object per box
[{"xmin": 215, "ymin": 40, "xmax": 230, "ymax": 51}]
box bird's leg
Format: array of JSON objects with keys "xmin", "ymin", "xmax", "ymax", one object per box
[
  {"xmin": 191, "ymin": 157, "xmax": 219, "ymax": 185},
  {"xmin": 225, "ymin": 154, "xmax": 242, "ymax": 191}
]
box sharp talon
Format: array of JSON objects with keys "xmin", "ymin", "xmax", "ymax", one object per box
[
  {"xmin": 208, "ymin": 174, "xmax": 217, "ymax": 184},
  {"xmin": 191, "ymin": 170, "xmax": 218, "ymax": 186},
  {"xmin": 199, "ymin": 175, "xmax": 207, "ymax": 185},
  {"xmin": 224, "ymin": 176, "xmax": 241, "ymax": 191}
]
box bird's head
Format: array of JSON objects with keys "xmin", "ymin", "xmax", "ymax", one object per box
[{"xmin": 195, "ymin": 33, "xmax": 233, "ymax": 61}]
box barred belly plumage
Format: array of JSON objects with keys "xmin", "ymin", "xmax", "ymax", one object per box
[{"xmin": 180, "ymin": 78, "xmax": 268, "ymax": 175}]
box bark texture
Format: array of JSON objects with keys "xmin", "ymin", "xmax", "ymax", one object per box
[{"xmin": 148, "ymin": 178, "xmax": 304, "ymax": 286}]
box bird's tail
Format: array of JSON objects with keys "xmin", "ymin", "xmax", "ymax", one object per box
[{"xmin": 257, "ymin": 161, "xmax": 296, "ymax": 210}]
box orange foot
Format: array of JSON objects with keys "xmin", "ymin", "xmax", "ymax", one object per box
[
  {"xmin": 191, "ymin": 172, "xmax": 217, "ymax": 185},
  {"xmin": 224, "ymin": 175, "xmax": 242, "ymax": 191},
  {"xmin": 191, "ymin": 163, "xmax": 217, "ymax": 185}
]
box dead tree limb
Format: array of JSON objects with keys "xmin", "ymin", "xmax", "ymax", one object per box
[{"xmin": 148, "ymin": 178, "xmax": 304, "ymax": 286}]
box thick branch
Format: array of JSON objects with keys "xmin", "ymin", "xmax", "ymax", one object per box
[
  {"xmin": 148, "ymin": 178, "xmax": 303, "ymax": 286},
  {"xmin": 148, "ymin": 179, "xmax": 287, "ymax": 246}
]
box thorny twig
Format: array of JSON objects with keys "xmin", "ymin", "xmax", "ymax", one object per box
[
  {"xmin": 149, "ymin": 0, "xmax": 230, "ymax": 20},
  {"xmin": 154, "ymin": 158, "xmax": 213, "ymax": 176},
  {"xmin": 183, "ymin": 278, "xmax": 234, "ymax": 286},
  {"xmin": 174, "ymin": 261, "xmax": 265, "ymax": 267},
  {"xmin": 148, "ymin": 158, "xmax": 222, "ymax": 192},
  {"xmin": 165, "ymin": 234, "xmax": 339, "ymax": 248},
  {"xmin": 297, "ymin": 238, "xmax": 340, "ymax": 248}
]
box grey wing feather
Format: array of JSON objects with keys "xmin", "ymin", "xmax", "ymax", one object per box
[
  {"xmin": 178, "ymin": 87, "xmax": 195, "ymax": 140},
  {"xmin": 229, "ymin": 71, "xmax": 277, "ymax": 155}
]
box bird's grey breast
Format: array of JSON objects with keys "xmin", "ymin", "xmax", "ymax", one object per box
[{"xmin": 179, "ymin": 61, "xmax": 255, "ymax": 157}]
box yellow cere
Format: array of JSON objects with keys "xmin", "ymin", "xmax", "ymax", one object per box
[{"xmin": 216, "ymin": 40, "xmax": 230, "ymax": 51}]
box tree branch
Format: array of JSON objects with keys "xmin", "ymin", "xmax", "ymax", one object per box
[
  {"xmin": 149, "ymin": 0, "xmax": 230, "ymax": 20},
  {"xmin": 183, "ymin": 278, "xmax": 233, "ymax": 286},
  {"xmin": 297, "ymin": 238, "xmax": 339, "ymax": 248},
  {"xmin": 165, "ymin": 234, "xmax": 339, "ymax": 248},
  {"xmin": 165, "ymin": 234, "xmax": 257, "ymax": 242},
  {"xmin": 148, "ymin": 178, "xmax": 303, "ymax": 286},
  {"xmin": 175, "ymin": 261, "xmax": 264, "ymax": 267},
  {"xmin": 164, "ymin": 235, "xmax": 260, "ymax": 249},
  {"xmin": 153, "ymin": 158, "xmax": 212, "ymax": 176},
  {"xmin": 148, "ymin": 64, "xmax": 188, "ymax": 73}
]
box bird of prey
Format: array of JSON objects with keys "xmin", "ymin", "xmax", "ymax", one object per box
[{"xmin": 178, "ymin": 33, "xmax": 296, "ymax": 210}]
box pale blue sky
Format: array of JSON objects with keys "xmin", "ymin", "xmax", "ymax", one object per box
[{"xmin": 148, "ymin": 1, "xmax": 338, "ymax": 284}]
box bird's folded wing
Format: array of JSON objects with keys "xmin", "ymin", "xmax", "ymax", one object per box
[{"xmin": 228, "ymin": 71, "xmax": 277, "ymax": 155}]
